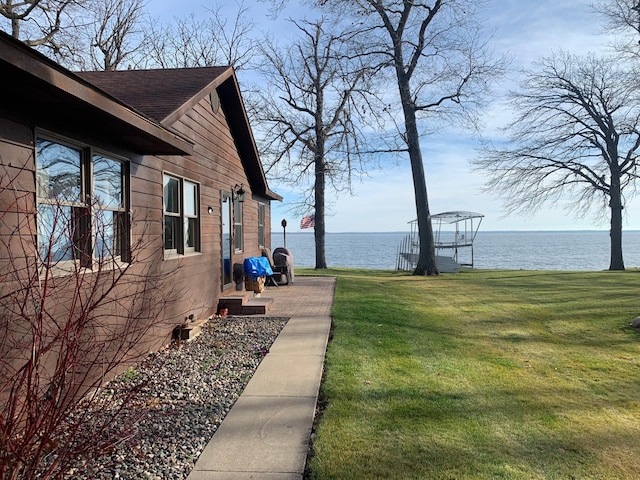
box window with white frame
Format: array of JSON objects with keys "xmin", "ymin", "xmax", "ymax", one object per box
[
  {"xmin": 36, "ymin": 136, "xmax": 129, "ymax": 267},
  {"xmin": 163, "ymin": 174, "xmax": 200, "ymax": 255},
  {"xmin": 258, "ymin": 203, "xmax": 266, "ymax": 247},
  {"xmin": 233, "ymin": 195, "xmax": 243, "ymax": 251}
]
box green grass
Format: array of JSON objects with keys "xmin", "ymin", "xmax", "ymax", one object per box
[{"xmin": 302, "ymin": 268, "xmax": 640, "ymax": 480}]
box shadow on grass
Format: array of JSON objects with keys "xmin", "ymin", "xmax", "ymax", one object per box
[{"xmin": 311, "ymin": 268, "xmax": 640, "ymax": 478}]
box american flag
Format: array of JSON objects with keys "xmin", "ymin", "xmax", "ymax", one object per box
[{"xmin": 300, "ymin": 214, "xmax": 315, "ymax": 229}]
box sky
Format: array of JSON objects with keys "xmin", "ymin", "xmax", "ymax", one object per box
[{"xmin": 148, "ymin": 0, "xmax": 638, "ymax": 232}]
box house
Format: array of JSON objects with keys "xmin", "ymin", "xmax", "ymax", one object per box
[{"xmin": 0, "ymin": 30, "xmax": 281, "ymax": 351}]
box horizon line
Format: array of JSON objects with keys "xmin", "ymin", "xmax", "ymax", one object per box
[{"xmin": 273, "ymin": 229, "xmax": 640, "ymax": 234}]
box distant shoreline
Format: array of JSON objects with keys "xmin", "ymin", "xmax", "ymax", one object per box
[{"xmin": 283, "ymin": 230, "xmax": 640, "ymax": 235}]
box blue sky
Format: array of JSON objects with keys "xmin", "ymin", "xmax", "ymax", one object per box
[{"xmin": 149, "ymin": 0, "xmax": 637, "ymax": 232}]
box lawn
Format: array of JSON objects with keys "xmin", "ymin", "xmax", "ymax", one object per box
[{"xmin": 304, "ymin": 268, "xmax": 640, "ymax": 480}]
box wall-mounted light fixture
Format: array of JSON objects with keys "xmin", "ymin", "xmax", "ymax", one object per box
[
  {"xmin": 233, "ymin": 183, "xmax": 246, "ymax": 202},
  {"xmin": 207, "ymin": 206, "xmax": 214, "ymax": 215}
]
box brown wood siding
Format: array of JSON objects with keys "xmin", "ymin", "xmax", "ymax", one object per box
[
  {"xmin": 127, "ymin": 95, "xmax": 272, "ymax": 322},
  {"xmin": 161, "ymin": 99, "xmax": 270, "ymax": 304},
  {"xmin": 1, "ymin": 89, "xmax": 273, "ymax": 354},
  {"xmin": 0, "ymin": 119, "xmax": 36, "ymax": 287}
]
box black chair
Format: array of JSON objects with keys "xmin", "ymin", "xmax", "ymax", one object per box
[{"xmin": 272, "ymin": 247, "xmax": 294, "ymax": 285}]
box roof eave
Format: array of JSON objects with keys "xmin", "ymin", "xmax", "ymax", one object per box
[
  {"xmin": 159, "ymin": 66, "xmax": 281, "ymax": 202},
  {"xmin": 160, "ymin": 66, "xmax": 235, "ymax": 126},
  {"xmin": 217, "ymin": 74, "xmax": 281, "ymax": 201},
  {"xmin": 0, "ymin": 32, "xmax": 193, "ymax": 156}
]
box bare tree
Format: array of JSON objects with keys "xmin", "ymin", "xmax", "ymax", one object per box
[
  {"xmin": 143, "ymin": 1, "xmax": 257, "ymax": 70},
  {"xmin": 0, "ymin": 161, "xmax": 183, "ymax": 479},
  {"xmin": 253, "ymin": 18, "xmax": 382, "ymax": 268},
  {"xmin": 0, "ymin": 0, "xmax": 86, "ymax": 58},
  {"xmin": 0, "ymin": 0, "xmax": 257, "ymax": 70},
  {"xmin": 257, "ymin": 0, "xmax": 287, "ymax": 17},
  {"xmin": 594, "ymin": 0, "xmax": 640, "ymax": 58},
  {"xmin": 206, "ymin": 1, "xmax": 257, "ymax": 70},
  {"xmin": 474, "ymin": 52, "xmax": 640, "ymax": 271},
  {"xmin": 315, "ymin": 0, "xmax": 506, "ymax": 275},
  {"xmin": 88, "ymin": 0, "xmax": 147, "ymax": 71}
]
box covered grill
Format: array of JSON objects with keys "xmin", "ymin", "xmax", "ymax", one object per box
[{"xmin": 272, "ymin": 247, "xmax": 294, "ymax": 285}]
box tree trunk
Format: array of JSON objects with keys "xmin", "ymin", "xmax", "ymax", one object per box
[
  {"xmin": 12, "ymin": 16, "xmax": 20, "ymax": 39},
  {"xmin": 609, "ymin": 171, "xmax": 625, "ymax": 270},
  {"xmin": 314, "ymin": 154, "xmax": 327, "ymax": 269},
  {"xmin": 397, "ymin": 74, "xmax": 438, "ymax": 276}
]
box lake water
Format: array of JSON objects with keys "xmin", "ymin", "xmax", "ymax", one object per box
[{"xmin": 270, "ymin": 231, "xmax": 640, "ymax": 271}]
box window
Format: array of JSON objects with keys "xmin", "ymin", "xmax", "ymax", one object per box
[
  {"xmin": 233, "ymin": 196, "xmax": 243, "ymax": 251},
  {"xmin": 258, "ymin": 203, "xmax": 266, "ymax": 247},
  {"xmin": 36, "ymin": 136, "xmax": 129, "ymax": 266},
  {"xmin": 163, "ymin": 174, "xmax": 200, "ymax": 256},
  {"xmin": 163, "ymin": 175, "xmax": 180, "ymax": 252},
  {"xmin": 183, "ymin": 180, "xmax": 198, "ymax": 251},
  {"xmin": 93, "ymin": 154, "xmax": 128, "ymax": 259}
]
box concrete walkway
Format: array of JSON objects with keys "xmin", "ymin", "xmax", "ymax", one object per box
[{"xmin": 187, "ymin": 276, "xmax": 336, "ymax": 480}]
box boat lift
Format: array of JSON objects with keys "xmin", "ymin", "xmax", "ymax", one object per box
[{"xmin": 396, "ymin": 211, "xmax": 484, "ymax": 272}]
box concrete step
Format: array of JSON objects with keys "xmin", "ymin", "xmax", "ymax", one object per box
[
  {"xmin": 218, "ymin": 294, "xmax": 274, "ymax": 315},
  {"xmin": 242, "ymin": 297, "xmax": 273, "ymax": 315},
  {"xmin": 218, "ymin": 293, "xmax": 251, "ymax": 315}
]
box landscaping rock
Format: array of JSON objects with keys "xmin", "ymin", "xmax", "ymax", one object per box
[{"xmin": 40, "ymin": 316, "xmax": 288, "ymax": 480}]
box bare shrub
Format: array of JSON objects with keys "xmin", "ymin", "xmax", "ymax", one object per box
[{"xmin": 0, "ymin": 162, "xmax": 183, "ymax": 480}]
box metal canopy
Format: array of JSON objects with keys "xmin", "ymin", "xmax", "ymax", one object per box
[
  {"xmin": 398, "ymin": 211, "xmax": 484, "ymax": 272},
  {"xmin": 431, "ymin": 211, "xmax": 484, "ymax": 223}
]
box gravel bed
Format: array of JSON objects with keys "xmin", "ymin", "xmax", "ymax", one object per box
[{"xmin": 47, "ymin": 316, "xmax": 288, "ymax": 480}]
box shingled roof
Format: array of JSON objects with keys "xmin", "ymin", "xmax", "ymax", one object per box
[
  {"xmin": 77, "ymin": 67, "xmax": 231, "ymax": 123},
  {"xmin": 0, "ymin": 31, "xmax": 192, "ymax": 155},
  {"xmin": 77, "ymin": 67, "xmax": 281, "ymax": 202}
]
